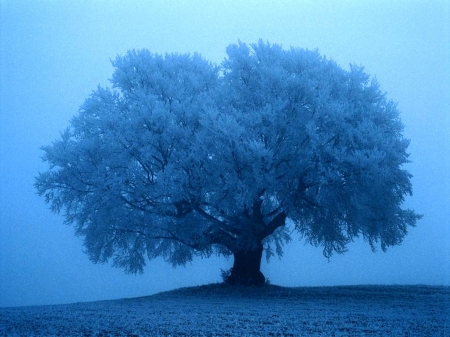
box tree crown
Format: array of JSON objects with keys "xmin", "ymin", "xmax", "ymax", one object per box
[{"xmin": 36, "ymin": 41, "xmax": 421, "ymax": 274}]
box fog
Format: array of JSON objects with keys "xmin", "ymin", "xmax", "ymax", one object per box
[{"xmin": 1, "ymin": 1, "xmax": 449, "ymax": 308}]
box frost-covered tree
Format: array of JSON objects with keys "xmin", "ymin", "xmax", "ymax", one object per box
[{"xmin": 35, "ymin": 41, "xmax": 421, "ymax": 286}]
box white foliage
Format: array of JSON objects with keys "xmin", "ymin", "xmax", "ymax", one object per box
[{"xmin": 35, "ymin": 41, "xmax": 421, "ymax": 273}]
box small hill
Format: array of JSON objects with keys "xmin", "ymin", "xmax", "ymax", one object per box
[
  {"xmin": 135, "ymin": 282, "xmax": 441, "ymax": 301},
  {"xmin": 1, "ymin": 284, "xmax": 449, "ymax": 336}
]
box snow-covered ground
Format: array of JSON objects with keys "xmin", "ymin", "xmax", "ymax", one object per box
[{"xmin": 1, "ymin": 284, "xmax": 448, "ymax": 336}]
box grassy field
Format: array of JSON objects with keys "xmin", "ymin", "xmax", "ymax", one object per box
[{"xmin": 1, "ymin": 284, "xmax": 449, "ymax": 336}]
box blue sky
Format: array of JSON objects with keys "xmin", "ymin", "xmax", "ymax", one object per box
[{"xmin": 0, "ymin": 1, "xmax": 449, "ymax": 307}]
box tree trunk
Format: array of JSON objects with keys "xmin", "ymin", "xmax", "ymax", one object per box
[{"xmin": 225, "ymin": 242, "xmax": 265, "ymax": 286}]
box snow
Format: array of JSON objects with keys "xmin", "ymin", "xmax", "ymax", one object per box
[{"xmin": 0, "ymin": 284, "xmax": 448, "ymax": 336}]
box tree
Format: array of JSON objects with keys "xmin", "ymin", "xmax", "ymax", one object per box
[{"xmin": 35, "ymin": 41, "xmax": 421, "ymax": 286}]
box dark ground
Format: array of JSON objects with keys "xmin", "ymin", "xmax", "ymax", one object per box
[{"xmin": 1, "ymin": 284, "xmax": 449, "ymax": 336}]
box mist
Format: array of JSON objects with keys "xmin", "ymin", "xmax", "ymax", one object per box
[{"xmin": 1, "ymin": 1, "xmax": 449, "ymax": 307}]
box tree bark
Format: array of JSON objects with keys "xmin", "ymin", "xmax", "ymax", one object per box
[{"xmin": 225, "ymin": 242, "xmax": 265, "ymax": 286}]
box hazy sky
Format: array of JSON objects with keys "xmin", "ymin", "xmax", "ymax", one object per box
[{"xmin": 1, "ymin": 1, "xmax": 449, "ymax": 307}]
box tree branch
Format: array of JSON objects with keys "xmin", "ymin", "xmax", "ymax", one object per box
[{"xmin": 261, "ymin": 211, "xmax": 287, "ymax": 239}]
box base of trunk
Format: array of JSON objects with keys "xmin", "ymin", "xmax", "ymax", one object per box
[
  {"xmin": 225, "ymin": 268, "xmax": 265, "ymax": 286},
  {"xmin": 224, "ymin": 243, "xmax": 265, "ymax": 286}
]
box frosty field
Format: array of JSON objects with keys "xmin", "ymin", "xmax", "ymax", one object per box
[{"xmin": 1, "ymin": 284, "xmax": 448, "ymax": 336}]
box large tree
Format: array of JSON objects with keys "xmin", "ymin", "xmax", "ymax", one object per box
[{"xmin": 35, "ymin": 41, "xmax": 421, "ymax": 286}]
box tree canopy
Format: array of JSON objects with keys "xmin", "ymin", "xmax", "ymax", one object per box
[{"xmin": 35, "ymin": 41, "xmax": 421, "ymax": 285}]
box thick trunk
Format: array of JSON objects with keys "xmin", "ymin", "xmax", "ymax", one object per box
[{"xmin": 225, "ymin": 242, "xmax": 265, "ymax": 286}]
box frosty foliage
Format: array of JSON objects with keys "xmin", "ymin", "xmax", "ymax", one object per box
[{"xmin": 35, "ymin": 41, "xmax": 421, "ymax": 274}]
